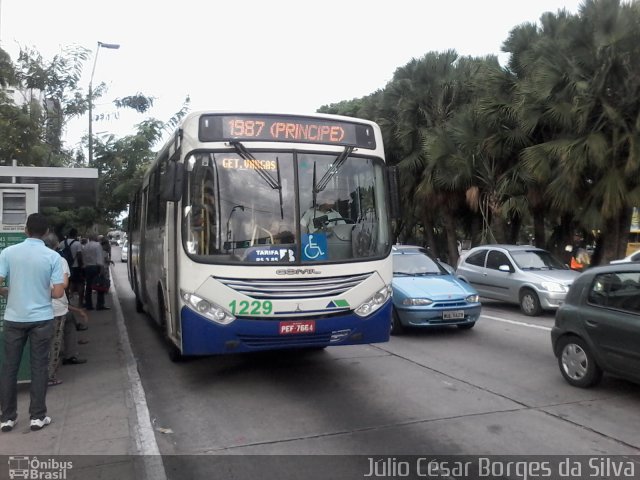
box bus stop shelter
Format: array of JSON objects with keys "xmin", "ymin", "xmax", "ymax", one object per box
[
  {"xmin": 0, "ymin": 165, "xmax": 99, "ymax": 210},
  {"xmin": 0, "ymin": 165, "xmax": 98, "ymax": 381}
]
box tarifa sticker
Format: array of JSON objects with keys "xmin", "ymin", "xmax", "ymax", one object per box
[{"xmin": 245, "ymin": 247, "xmax": 295, "ymax": 262}]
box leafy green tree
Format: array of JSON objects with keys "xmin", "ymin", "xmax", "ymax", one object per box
[
  {"xmin": 0, "ymin": 45, "xmax": 169, "ymax": 229},
  {"xmin": 13, "ymin": 45, "xmax": 90, "ymax": 164},
  {"xmin": 515, "ymin": 0, "xmax": 640, "ymax": 262},
  {"xmin": 0, "ymin": 48, "xmax": 17, "ymax": 87},
  {"xmin": 94, "ymin": 97, "xmax": 191, "ymax": 224}
]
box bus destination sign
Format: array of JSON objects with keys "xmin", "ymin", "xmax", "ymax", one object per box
[{"xmin": 199, "ymin": 114, "xmax": 376, "ymax": 149}]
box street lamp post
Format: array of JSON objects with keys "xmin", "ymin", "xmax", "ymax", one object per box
[{"xmin": 88, "ymin": 41, "xmax": 120, "ymax": 166}]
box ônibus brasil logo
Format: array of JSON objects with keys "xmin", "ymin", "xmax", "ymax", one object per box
[{"xmin": 8, "ymin": 456, "xmax": 72, "ymax": 479}]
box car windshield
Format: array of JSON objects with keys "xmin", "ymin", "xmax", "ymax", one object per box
[
  {"xmin": 511, "ymin": 250, "xmax": 567, "ymax": 270},
  {"xmin": 393, "ymin": 253, "xmax": 446, "ymax": 276}
]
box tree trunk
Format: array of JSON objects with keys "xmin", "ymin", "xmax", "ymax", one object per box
[
  {"xmin": 532, "ymin": 207, "xmax": 546, "ymax": 248},
  {"xmin": 442, "ymin": 206, "xmax": 459, "ymax": 266},
  {"xmin": 600, "ymin": 215, "xmax": 621, "ymax": 264},
  {"xmin": 423, "ymin": 212, "xmax": 437, "ymax": 255},
  {"xmin": 507, "ymin": 213, "xmax": 522, "ymax": 245},
  {"xmin": 490, "ymin": 210, "xmax": 508, "ymax": 244},
  {"xmin": 597, "ymin": 207, "xmax": 633, "ymax": 264},
  {"xmin": 617, "ymin": 207, "xmax": 632, "ymax": 259},
  {"xmin": 469, "ymin": 214, "xmax": 482, "ymax": 247}
]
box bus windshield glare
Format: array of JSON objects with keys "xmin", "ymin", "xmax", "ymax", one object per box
[{"xmin": 183, "ymin": 149, "xmax": 389, "ymax": 264}]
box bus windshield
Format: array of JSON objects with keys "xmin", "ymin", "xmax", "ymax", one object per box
[{"xmin": 183, "ymin": 149, "xmax": 389, "ymax": 264}]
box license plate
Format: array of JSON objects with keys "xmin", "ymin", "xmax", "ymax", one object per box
[
  {"xmin": 443, "ymin": 310, "xmax": 465, "ymax": 320},
  {"xmin": 279, "ymin": 320, "xmax": 316, "ymax": 335}
]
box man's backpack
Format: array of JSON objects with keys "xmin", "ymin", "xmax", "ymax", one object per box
[{"xmin": 60, "ymin": 238, "xmax": 79, "ymax": 267}]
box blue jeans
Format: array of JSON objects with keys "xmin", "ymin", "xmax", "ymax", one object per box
[{"xmin": 0, "ymin": 320, "xmax": 54, "ymax": 421}]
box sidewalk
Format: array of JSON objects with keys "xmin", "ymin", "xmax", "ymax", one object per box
[{"xmin": 0, "ymin": 273, "xmax": 165, "ymax": 480}]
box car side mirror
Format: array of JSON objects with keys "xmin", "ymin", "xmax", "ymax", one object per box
[{"xmin": 498, "ymin": 264, "xmax": 511, "ymax": 273}]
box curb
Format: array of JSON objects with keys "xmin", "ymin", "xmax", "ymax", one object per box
[{"xmin": 110, "ymin": 269, "xmax": 167, "ymax": 480}]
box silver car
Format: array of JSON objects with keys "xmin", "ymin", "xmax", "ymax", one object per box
[
  {"xmin": 455, "ymin": 245, "xmax": 580, "ymax": 316},
  {"xmin": 610, "ymin": 248, "xmax": 640, "ymax": 264},
  {"xmin": 120, "ymin": 240, "xmax": 129, "ymax": 263}
]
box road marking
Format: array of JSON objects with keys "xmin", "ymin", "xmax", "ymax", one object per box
[{"xmin": 481, "ymin": 314, "xmax": 552, "ymax": 331}]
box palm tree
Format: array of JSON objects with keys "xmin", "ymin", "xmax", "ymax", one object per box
[{"xmin": 518, "ymin": 0, "xmax": 640, "ymax": 262}]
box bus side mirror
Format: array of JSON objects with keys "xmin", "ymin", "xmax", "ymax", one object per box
[
  {"xmin": 388, "ymin": 166, "xmax": 401, "ymax": 220},
  {"xmin": 161, "ymin": 161, "xmax": 183, "ymax": 202}
]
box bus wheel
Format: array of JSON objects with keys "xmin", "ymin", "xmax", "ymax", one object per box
[
  {"xmin": 167, "ymin": 343, "xmax": 184, "ymax": 363},
  {"xmin": 133, "ymin": 272, "xmax": 144, "ymax": 313},
  {"xmin": 135, "ymin": 294, "xmax": 144, "ymax": 313}
]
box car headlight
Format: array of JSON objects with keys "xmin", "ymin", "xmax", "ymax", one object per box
[
  {"xmin": 540, "ymin": 282, "xmax": 567, "ymax": 293},
  {"xmin": 465, "ymin": 294, "xmax": 480, "ymax": 303},
  {"xmin": 401, "ymin": 298, "xmax": 433, "ymax": 306},
  {"xmin": 355, "ymin": 285, "xmax": 392, "ymax": 317},
  {"xmin": 180, "ymin": 290, "xmax": 236, "ymax": 325}
]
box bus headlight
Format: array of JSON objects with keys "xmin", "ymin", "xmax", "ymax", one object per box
[
  {"xmin": 355, "ymin": 285, "xmax": 392, "ymax": 317},
  {"xmin": 180, "ymin": 290, "xmax": 236, "ymax": 325}
]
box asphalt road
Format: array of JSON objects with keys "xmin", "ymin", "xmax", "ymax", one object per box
[{"xmin": 111, "ymin": 259, "xmax": 640, "ymax": 479}]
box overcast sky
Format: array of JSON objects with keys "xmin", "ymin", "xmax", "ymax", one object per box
[{"xmin": 1, "ymin": 0, "xmax": 583, "ymax": 152}]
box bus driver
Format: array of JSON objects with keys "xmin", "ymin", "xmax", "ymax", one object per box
[{"xmin": 300, "ymin": 199, "xmax": 344, "ymax": 233}]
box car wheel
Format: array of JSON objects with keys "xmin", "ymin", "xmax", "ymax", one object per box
[
  {"xmin": 457, "ymin": 322, "xmax": 475, "ymax": 330},
  {"xmin": 557, "ymin": 336, "xmax": 602, "ymax": 388},
  {"xmin": 519, "ymin": 288, "xmax": 542, "ymax": 316},
  {"xmin": 390, "ymin": 308, "xmax": 404, "ymax": 336}
]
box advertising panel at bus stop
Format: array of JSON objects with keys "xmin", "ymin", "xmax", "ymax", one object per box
[{"xmin": 0, "ymin": 184, "xmax": 39, "ymax": 382}]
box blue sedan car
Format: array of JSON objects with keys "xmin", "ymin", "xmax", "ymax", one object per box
[{"xmin": 391, "ymin": 249, "xmax": 481, "ymax": 334}]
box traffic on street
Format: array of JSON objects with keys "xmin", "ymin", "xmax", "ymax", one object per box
[{"xmin": 111, "ymin": 253, "xmax": 640, "ymax": 478}]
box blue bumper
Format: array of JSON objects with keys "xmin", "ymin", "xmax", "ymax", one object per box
[{"xmin": 180, "ymin": 300, "xmax": 392, "ymax": 355}]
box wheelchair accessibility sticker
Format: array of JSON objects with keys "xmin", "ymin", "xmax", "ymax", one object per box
[{"xmin": 302, "ymin": 234, "xmax": 328, "ymax": 261}]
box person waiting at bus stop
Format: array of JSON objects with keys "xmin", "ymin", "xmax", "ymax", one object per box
[
  {"xmin": 82, "ymin": 233, "xmax": 107, "ymax": 310},
  {"xmin": 60, "ymin": 228, "xmax": 85, "ymax": 308},
  {"xmin": 0, "ymin": 213, "xmax": 65, "ymax": 432}
]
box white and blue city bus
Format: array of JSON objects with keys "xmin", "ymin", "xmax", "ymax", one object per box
[{"xmin": 128, "ymin": 111, "xmax": 394, "ymax": 360}]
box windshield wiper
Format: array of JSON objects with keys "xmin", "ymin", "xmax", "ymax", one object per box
[
  {"xmin": 313, "ymin": 146, "xmax": 354, "ymax": 193},
  {"xmin": 229, "ymin": 141, "xmax": 281, "ymax": 191},
  {"xmin": 230, "ymin": 141, "xmax": 284, "ymax": 219}
]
